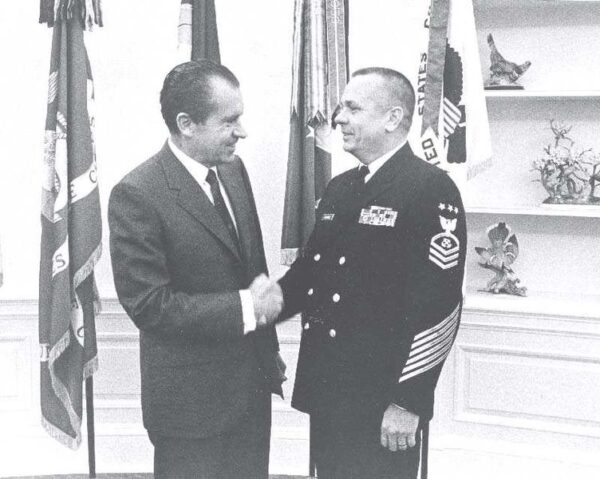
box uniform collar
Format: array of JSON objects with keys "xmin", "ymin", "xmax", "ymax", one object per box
[{"xmin": 360, "ymin": 140, "xmax": 407, "ymax": 182}]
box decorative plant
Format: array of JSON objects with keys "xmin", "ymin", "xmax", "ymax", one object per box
[{"xmin": 531, "ymin": 120, "xmax": 600, "ymax": 204}]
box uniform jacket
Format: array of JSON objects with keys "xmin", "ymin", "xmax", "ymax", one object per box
[
  {"xmin": 109, "ymin": 143, "xmax": 283, "ymax": 439},
  {"xmin": 279, "ymin": 143, "xmax": 466, "ymax": 423}
]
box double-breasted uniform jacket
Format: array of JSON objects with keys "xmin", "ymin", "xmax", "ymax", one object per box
[
  {"xmin": 279, "ymin": 143, "xmax": 466, "ymax": 423},
  {"xmin": 109, "ymin": 143, "xmax": 283, "ymax": 439}
]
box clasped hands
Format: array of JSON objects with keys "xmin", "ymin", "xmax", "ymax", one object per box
[{"xmin": 250, "ymin": 274, "xmax": 284, "ymax": 329}]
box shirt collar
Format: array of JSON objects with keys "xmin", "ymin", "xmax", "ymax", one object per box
[
  {"xmin": 361, "ymin": 140, "xmax": 407, "ymax": 182},
  {"xmin": 168, "ymin": 137, "xmax": 215, "ymax": 185}
]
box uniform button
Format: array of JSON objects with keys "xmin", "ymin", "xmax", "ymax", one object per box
[
  {"xmin": 332, "ymin": 293, "xmax": 340, "ymax": 303},
  {"xmin": 307, "ymin": 288, "xmax": 314, "ymax": 296},
  {"xmin": 329, "ymin": 329, "xmax": 336, "ymax": 338},
  {"xmin": 313, "ymin": 253, "xmax": 321, "ymax": 262},
  {"xmin": 338, "ymin": 256, "xmax": 346, "ymax": 265},
  {"xmin": 304, "ymin": 322, "xmax": 310, "ymax": 330}
]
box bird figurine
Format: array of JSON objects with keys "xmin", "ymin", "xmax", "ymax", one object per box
[
  {"xmin": 475, "ymin": 222, "xmax": 527, "ymax": 296},
  {"xmin": 485, "ymin": 33, "xmax": 531, "ymax": 89}
]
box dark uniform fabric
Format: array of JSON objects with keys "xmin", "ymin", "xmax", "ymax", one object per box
[
  {"xmin": 279, "ymin": 143, "xmax": 466, "ymax": 478},
  {"xmin": 109, "ymin": 143, "xmax": 283, "ymax": 478}
]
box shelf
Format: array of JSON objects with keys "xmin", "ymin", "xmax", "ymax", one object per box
[
  {"xmin": 485, "ymin": 90, "xmax": 600, "ymax": 98},
  {"xmin": 465, "ymin": 288, "xmax": 600, "ymax": 319},
  {"xmin": 466, "ymin": 206, "xmax": 600, "ymax": 218}
]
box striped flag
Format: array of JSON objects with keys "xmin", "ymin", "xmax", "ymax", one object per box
[
  {"xmin": 281, "ymin": 0, "xmax": 348, "ymax": 265},
  {"xmin": 39, "ymin": 0, "xmax": 102, "ymax": 449},
  {"xmin": 178, "ymin": 0, "xmax": 221, "ymax": 63}
]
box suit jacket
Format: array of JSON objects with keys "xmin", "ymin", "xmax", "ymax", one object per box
[
  {"xmin": 279, "ymin": 143, "xmax": 466, "ymax": 424},
  {"xmin": 109, "ymin": 143, "xmax": 282, "ymax": 439}
]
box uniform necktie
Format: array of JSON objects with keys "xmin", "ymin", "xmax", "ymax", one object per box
[
  {"xmin": 353, "ymin": 165, "xmax": 370, "ymax": 193},
  {"xmin": 206, "ymin": 169, "xmax": 240, "ymax": 249},
  {"xmin": 357, "ymin": 165, "xmax": 370, "ymax": 182}
]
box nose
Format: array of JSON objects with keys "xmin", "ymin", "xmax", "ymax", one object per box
[
  {"xmin": 234, "ymin": 123, "xmax": 247, "ymax": 139},
  {"xmin": 333, "ymin": 106, "xmax": 348, "ymax": 126}
]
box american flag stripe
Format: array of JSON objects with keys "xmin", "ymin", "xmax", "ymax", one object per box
[{"xmin": 443, "ymin": 97, "xmax": 461, "ymax": 137}]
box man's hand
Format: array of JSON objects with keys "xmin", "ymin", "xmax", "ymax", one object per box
[
  {"xmin": 380, "ymin": 404, "xmax": 419, "ymax": 452},
  {"xmin": 250, "ymin": 274, "xmax": 284, "ymax": 329}
]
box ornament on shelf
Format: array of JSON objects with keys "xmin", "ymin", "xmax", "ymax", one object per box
[
  {"xmin": 484, "ymin": 33, "xmax": 531, "ymax": 90},
  {"xmin": 474, "ymin": 222, "xmax": 527, "ymax": 297},
  {"xmin": 531, "ymin": 120, "xmax": 600, "ymax": 205}
]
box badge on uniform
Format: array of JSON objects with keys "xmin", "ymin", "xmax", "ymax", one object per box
[
  {"xmin": 358, "ymin": 205, "xmax": 398, "ymax": 227},
  {"xmin": 429, "ymin": 203, "xmax": 460, "ymax": 270}
]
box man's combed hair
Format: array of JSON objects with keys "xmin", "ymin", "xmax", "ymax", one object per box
[
  {"xmin": 160, "ymin": 60, "xmax": 240, "ymax": 134},
  {"xmin": 352, "ymin": 67, "xmax": 416, "ymax": 128}
]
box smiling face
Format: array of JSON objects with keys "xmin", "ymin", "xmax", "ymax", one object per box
[
  {"xmin": 184, "ymin": 77, "xmax": 247, "ymax": 167},
  {"xmin": 334, "ymin": 74, "xmax": 399, "ymax": 164}
]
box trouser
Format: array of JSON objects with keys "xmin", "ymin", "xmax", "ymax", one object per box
[
  {"xmin": 149, "ymin": 387, "xmax": 271, "ymax": 479},
  {"xmin": 310, "ymin": 407, "xmax": 420, "ymax": 479}
]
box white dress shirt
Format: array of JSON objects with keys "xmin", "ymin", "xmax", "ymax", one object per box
[
  {"xmin": 168, "ymin": 139, "xmax": 257, "ymax": 334},
  {"xmin": 361, "ymin": 140, "xmax": 407, "ymax": 183}
]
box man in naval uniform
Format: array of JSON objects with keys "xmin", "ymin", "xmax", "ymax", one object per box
[{"xmin": 278, "ymin": 67, "xmax": 466, "ymax": 479}]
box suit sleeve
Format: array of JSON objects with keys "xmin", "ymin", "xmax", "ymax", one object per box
[
  {"xmin": 390, "ymin": 172, "xmax": 467, "ymax": 421},
  {"xmin": 108, "ymin": 181, "xmax": 245, "ymax": 339}
]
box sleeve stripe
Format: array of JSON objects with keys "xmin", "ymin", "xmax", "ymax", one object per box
[
  {"xmin": 414, "ymin": 303, "xmax": 461, "ymax": 341},
  {"xmin": 399, "ymin": 349, "xmax": 450, "ymax": 383},
  {"xmin": 406, "ymin": 324, "xmax": 457, "ymax": 365},
  {"xmin": 402, "ymin": 334, "xmax": 454, "ymax": 375},
  {"xmin": 411, "ymin": 311, "xmax": 459, "ymax": 350}
]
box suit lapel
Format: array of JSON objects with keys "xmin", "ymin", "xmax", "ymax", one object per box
[
  {"xmin": 159, "ymin": 144, "xmax": 242, "ymax": 262},
  {"xmin": 218, "ymin": 161, "xmax": 253, "ymax": 266}
]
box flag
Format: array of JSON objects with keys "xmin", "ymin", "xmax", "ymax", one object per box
[
  {"xmin": 178, "ymin": 0, "xmax": 221, "ymax": 63},
  {"xmin": 349, "ymin": 0, "xmax": 492, "ymax": 193},
  {"xmin": 281, "ymin": 0, "xmax": 348, "ymax": 265},
  {"xmin": 39, "ymin": 0, "xmax": 102, "ymax": 449},
  {"xmin": 412, "ymin": 0, "xmax": 492, "ymax": 193}
]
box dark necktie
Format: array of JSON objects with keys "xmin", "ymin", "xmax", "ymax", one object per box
[
  {"xmin": 354, "ymin": 165, "xmax": 370, "ymax": 192},
  {"xmin": 206, "ymin": 169, "xmax": 240, "ymax": 249}
]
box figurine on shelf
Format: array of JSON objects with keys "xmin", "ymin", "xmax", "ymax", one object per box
[
  {"xmin": 475, "ymin": 222, "xmax": 527, "ymax": 297},
  {"xmin": 484, "ymin": 33, "xmax": 531, "ymax": 89},
  {"xmin": 531, "ymin": 120, "xmax": 600, "ymax": 205}
]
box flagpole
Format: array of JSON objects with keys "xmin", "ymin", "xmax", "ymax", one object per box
[{"xmin": 86, "ymin": 377, "xmax": 96, "ymax": 478}]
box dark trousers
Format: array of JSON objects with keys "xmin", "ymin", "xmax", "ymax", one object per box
[
  {"xmin": 311, "ymin": 408, "xmax": 420, "ymax": 479},
  {"xmin": 150, "ymin": 388, "xmax": 271, "ymax": 479}
]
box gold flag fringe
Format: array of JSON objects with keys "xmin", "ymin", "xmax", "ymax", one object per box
[{"xmin": 39, "ymin": 0, "xmax": 103, "ymax": 30}]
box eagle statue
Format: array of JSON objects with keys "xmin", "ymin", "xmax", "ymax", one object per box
[{"xmin": 485, "ymin": 33, "xmax": 531, "ymax": 89}]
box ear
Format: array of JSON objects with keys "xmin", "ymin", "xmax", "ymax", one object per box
[
  {"xmin": 385, "ymin": 106, "xmax": 404, "ymax": 132},
  {"xmin": 175, "ymin": 112, "xmax": 195, "ymax": 137}
]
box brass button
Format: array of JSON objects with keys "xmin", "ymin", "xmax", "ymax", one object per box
[
  {"xmin": 339, "ymin": 256, "xmax": 346, "ymax": 265},
  {"xmin": 329, "ymin": 329, "xmax": 336, "ymax": 338},
  {"xmin": 308, "ymin": 288, "xmax": 314, "ymax": 296},
  {"xmin": 314, "ymin": 253, "xmax": 321, "ymax": 262},
  {"xmin": 332, "ymin": 293, "xmax": 340, "ymax": 303},
  {"xmin": 304, "ymin": 322, "xmax": 310, "ymax": 330}
]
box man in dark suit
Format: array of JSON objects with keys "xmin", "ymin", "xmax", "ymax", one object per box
[
  {"xmin": 278, "ymin": 67, "xmax": 467, "ymax": 479},
  {"xmin": 109, "ymin": 60, "xmax": 285, "ymax": 479}
]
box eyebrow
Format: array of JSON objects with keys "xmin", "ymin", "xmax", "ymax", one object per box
[{"xmin": 342, "ymin": 100, "xmax": 360, "ymax": 108}]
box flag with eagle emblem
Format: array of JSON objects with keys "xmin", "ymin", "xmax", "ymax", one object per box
[
  {"xmin": 410, "ymin": 0, "xmax": 492, "ymax": 191},
  {"xmin": 349, "ymin": 0, "xmax": 491, "ymax": 193},
  {"xmin": 39, "ymin": 0, "xmax": 102, "ymax": 449}
]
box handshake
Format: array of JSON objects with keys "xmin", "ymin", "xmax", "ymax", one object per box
[{"xmin": 249, "ymin": 274, "xmax": 284, "ymax": 329}]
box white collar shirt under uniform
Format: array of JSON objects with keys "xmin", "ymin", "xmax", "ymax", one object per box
[{"xmin": 360, "ymin": 140, "xmax": 407, "ymax": 183}]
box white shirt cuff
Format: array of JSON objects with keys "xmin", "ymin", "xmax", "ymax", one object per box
[{"xmin": 240, "ymin": 289, "xmax": 257, "ymax": 334}]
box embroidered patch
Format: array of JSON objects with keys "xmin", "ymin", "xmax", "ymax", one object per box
[
  {"xmin": 429, "ymin": 203, "xmax": 460, "ymax": 269},
  {"xmin": 321, "ymin": 213, "xmax": 335, "ymax": 221},
  {"xmin": 358, "ymin": 205, "xmax": 398, "ymax": 227}
]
